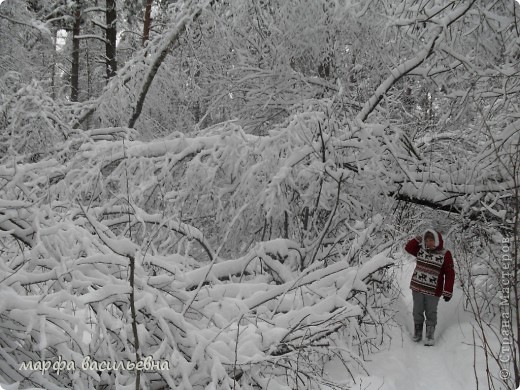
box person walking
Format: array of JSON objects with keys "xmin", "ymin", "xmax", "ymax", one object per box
[{"xmin": 405, "ymin": 229, "xmax": 455, "ymax": 346}]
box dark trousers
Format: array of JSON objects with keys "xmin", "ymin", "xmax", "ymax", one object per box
[{"xmin": 412, "ymin": 290, "xmax": 440, "ymax": 327}]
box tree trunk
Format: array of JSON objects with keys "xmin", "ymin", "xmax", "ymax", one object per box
[
  {"xmin": 105, "ymin": 0, "xmax": 117, "ymax": 80},
  {"xmin": 71, "ymin": 7, "xmax": 81, "ymax": 102},
  {"xmin": 51, "ymin": 28, "xmax": 57, "ymax": 99},
  {"xmin": 142, "ymin": 0, "xmax": 153, "ymax": 46}
]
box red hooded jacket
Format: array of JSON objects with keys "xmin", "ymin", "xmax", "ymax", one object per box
[{"xmin": 405, "ymin": 229, "xmax": 455, "ymax": 298}]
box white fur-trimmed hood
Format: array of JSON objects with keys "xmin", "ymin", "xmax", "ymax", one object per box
[{"xmin": 422, "ymin": 229, "xmax": 444, "ymax": 250}]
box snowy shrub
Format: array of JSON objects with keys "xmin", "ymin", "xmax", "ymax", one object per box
[
  {"xmin": 0, "ymin": 104, "xmax": 402, "ymax": 389},
  {"xmin": 0, "ymin": 74, "xmax": 73, "ymax": 157}
]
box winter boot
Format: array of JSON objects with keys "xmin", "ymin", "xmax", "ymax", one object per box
[
  {"xmin": 412, "ymin": 323, "xmax": 423, "ymax": 342},
  {"xmin": 424, "ymin": 325, "xmax": 435, "ymax": 346}
]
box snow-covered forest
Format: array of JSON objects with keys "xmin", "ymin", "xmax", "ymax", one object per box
[{"xmin": 0, "ymin": 0, "xmax": 518, "ymax": 389}]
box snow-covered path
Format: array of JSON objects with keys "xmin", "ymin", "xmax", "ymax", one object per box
[{"xmin": 350, "ymin": 261, "xmax": 488, "ymax": 390}]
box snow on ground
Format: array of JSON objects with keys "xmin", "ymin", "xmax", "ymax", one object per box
[{"xmin": 326, "ymin": 259, "xmax": 496, "ymax": 390}]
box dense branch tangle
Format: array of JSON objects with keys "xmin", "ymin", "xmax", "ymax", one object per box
[
  {"xmin": 0, "ymin": 103, "xmax": 402, "ymax": 389},
  {"xmin": 1, "ymin": 0, "xmax": 519, "ymax": 388}
]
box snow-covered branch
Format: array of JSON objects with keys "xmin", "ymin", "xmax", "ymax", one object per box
[{"xmin": 356, "ymin": 0, "xmax": 476, "ymax": 123}]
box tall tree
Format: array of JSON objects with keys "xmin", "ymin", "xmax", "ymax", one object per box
[
  {"xmin": 142, "ymin": 0, "xmax": 152, "ymax": 46},
  {"xmin": 105, "ymin": 0, "xmax": 117, "ymax": 79},
  {"xmin": 70, "ymin": 5, "xmax": 81, "ymax": 101}
]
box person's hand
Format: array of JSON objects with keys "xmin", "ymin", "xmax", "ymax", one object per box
[
  {"xmin": 415, "ymin": 235, "xmax": 422, "ymax": 243},
  {"xmin": 443, "ymin": 296, "xmax": 451, "ymax": 302}
]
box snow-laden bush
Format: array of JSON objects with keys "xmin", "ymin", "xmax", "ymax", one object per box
[
  {"xmin": 0, "ymin": 101, "xmax": 402, "ymax": 389},
  {"xmin": 1, "ymin": 83, "xmax": 518, "ymax": 387},
  {"xmin": 0, "ymin": 73, "xmax": 73, "ymax": 157}
]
